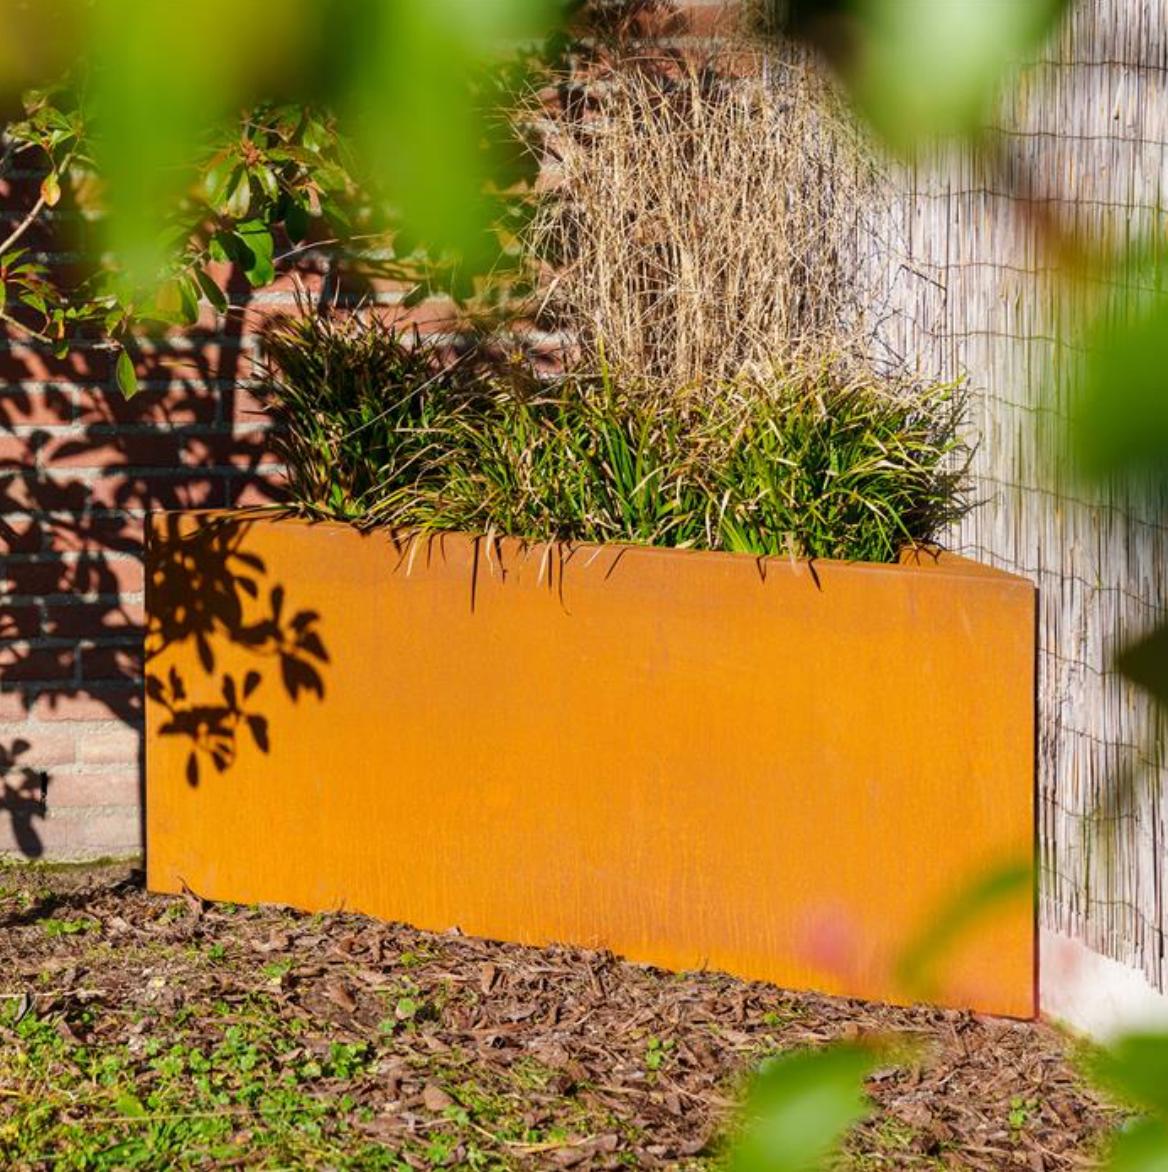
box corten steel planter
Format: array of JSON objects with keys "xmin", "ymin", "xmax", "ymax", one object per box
[{"xmin": 146, "ymin": 512, "xmax": 1037, "ymax": 1017}]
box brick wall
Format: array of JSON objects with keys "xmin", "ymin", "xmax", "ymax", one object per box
[
  {"xmin": 0, "ymin": 295, "xmax": 283, "ymax": 859},
  {"xmin": 0, "ymin": 0, "xmax": 736, "ymax": 862}
]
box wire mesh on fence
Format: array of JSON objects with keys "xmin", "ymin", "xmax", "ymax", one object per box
[{"xmin": 839, "ymin": 0, "xmax": 1168, "ymax": 992}]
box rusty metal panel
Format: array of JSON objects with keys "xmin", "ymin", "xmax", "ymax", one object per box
[{"xmin": 146, "ymin": 513, "xmax": 1036, "ymax": 1016}]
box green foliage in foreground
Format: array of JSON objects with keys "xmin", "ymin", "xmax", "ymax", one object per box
[
  {"xmin": 729, "ymin": 1046, "xmax": 879, "ymax": 1172},
  {"xmin": 1087, "ymin": 1033, "xmax": 1168, "ymax": 1172},
  {"xmin": 260, "ymin": 311, "xmax": 970, "ymax": 563}
]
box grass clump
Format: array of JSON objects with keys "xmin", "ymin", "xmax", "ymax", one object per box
[
  {"xmin": 259, "ymin": 310, "xmax": 969, "ymax": 563},
  {"xmin": 258, "ymin": 309, "xmax": 463, "ymax": 524}
]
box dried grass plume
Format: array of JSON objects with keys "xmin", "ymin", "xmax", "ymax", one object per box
[{"xmin": 526, "ymin": 46, "xmax": 887, "ymax": 387}]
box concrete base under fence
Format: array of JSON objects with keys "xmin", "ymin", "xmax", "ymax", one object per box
[{"xmin": 1041, "ymin": 928, "xmax": 1168, "ymax": 1040}]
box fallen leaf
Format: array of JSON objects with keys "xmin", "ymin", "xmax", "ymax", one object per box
[
  {"xmin": 323, "ymin": 980, "xmax": 356, "ymax": 1013},
  {"xmin": 422, "ymin": 1083, "xmax": 453, "ymax": 1112}
]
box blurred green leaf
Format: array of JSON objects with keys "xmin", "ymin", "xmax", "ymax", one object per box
[
  {"xmin": 88, "ymin": 0, "xmax": 320, "ymax": 283},
  {"xmin": 790, "ymin": 0, "xmax": 1068, "ymax": 148},
  {"xmin": 115, "ymin": 348, "xmax": 138, "ymax": 399},
  {"xmin": 347, "ymin": 0, "xmax": 557, "ymax": 267},
  {"xmin": 1106, "ymin": 1118, "xmax": 1168, "ymax": 1172},
  {"xmin": 729, "ymin": 1045, "xmax": 876, "ymax": 1172},
  {"xmin": 1066, "ymin": 251, "xmax": 1168, "ymax": 710},
  {"xmin": 235, "ymin": 220, "xmax": 275, "ymax": 287},
  {"xmin": 1091, "ymin": 1034, "xmax": 1168, "ymax": 1116},
  {"xmin": 1116, "ymin": 624, "xmax": 1168, "ymax": 706},
  {"xmin": 1072, "ymin": 252, "xmax": 1168, "ymax": 481},
  {"xmin": 152, "ymin": 279, "xmax": 186, "ymax": 325},
  {"xmin": 194, "ymin": 268, "xmax": 228, "ymax": 314},
  {"xmin": 896, "ymin": 859, "xmax": 1032, "ymax": 997},
  {"xmin": 0, "ymin": 0, "xmax": 564, "ymax": 358}
]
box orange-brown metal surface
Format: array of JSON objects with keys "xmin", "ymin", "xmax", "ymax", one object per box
[{"xmin": 146, "ymin": 513, "xmax": 1037, "ymax": 1016}]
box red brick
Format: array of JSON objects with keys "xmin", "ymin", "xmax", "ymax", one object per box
[
  {"xmin": 33, "ymin": 691, "xmax": 130, "ymax": 722},
  {"xmin": 86, "ymin": 472, "xmax": 228, "ymax": 511},
  {"xmin": 0, "ymin": 801, "xmax": 50, "ymax": 858},
  {"xmin": 230, "ymin": 389, "xmax": 268, "ymax": 422},
  {"xmin": 0, "ymin": 606, "xmax": 41, "ymax": 639},
  {"xmin": 73, "ymin": 556, "xmax": 145, "ymax": 595},
  {"xmin": 77, "ymin": 726, "xmax": 140, "ymax": 765},
  {"xmin": 79, "ymin": 644, "xmax": 143, "ymax": 682},
  {"xmin": 0, "ymin": 345, "xmax": 108, "ymax": 384},
  {"xmin": 0, "ymin": 560, "xmax": 70, "ymax": 595},
  {"xmin": 368, "ymin": 301, "xmax": 464, "ymax": 336},
  {"xmin": 45, "ymin": 600, "xmax": 144, "ymax": 638},
  {"xmin": 226, "ymin": 475, "xmax": 286, "ymax": 508},
  {"xmin": 0, "ymin": 473, "xmax": 93, "ymax": 512},
  {"xmin": 76, "ymin": 385, "xmax": 219, "ymax": 426},
  {"xmin": 2, "ymin": 556, "xmax": 143, "ymax": 598},
  {"xmin": 0, "ymin": 388, "xmax": 74, "ymax": 426},
  {"xmin": 17, "ymin": 727, "xmax": 77, "ymax": 767},
  {"xmin": 0, "ymin": 645, "xmax": 74, "ymax": 682},
  {"xmin": 76, "ymin": 806, "xmax": 143, "ymax": 853},
  {"xmin": 182, "ymin": 430, "xmax": 277, "ymax": 469},
  {"xmin": 130, "ymin": 343, "xmax": 256, "ymax": 386},
  {"xmin": 0, "ymin": 690, "xmax": 33, "ymax": 722},
  {"xmin": 230, "ymin": 264, "xmax": 326, "ymax": 303},
  {"xmin": 43, "ymin": 432, "xmax": 182, "ymax": 470},
  {"xmin": 0, "ymin": 434, "xmax": 36, "ymax": 467},
  {"xmin": 3, "ymin": 804, "xmax": 143, "ymax": 858},
  {"xmin": 45, "ymin": 769, "xmax": 140, "ymax": 809},
  {"xmin": 45, "ymin": 515, "xmax": 144, "ymax": 554},
  {"xmin": 0, "ymin": 518, "xmax": 44, "ymax": 553}
]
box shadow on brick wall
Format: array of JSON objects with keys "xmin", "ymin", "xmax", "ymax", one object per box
[{"xmin": 0, "ymin": 296, "xmax": 289, "ymax": 858}]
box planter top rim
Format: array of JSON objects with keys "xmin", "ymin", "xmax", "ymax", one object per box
[{"xmin": 152, "ymin": 508, "xmax": 1032, "ymax": 589}]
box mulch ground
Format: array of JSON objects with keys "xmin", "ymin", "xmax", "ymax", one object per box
[{"xmin": 0, "ymin": 862, "xmax": 1117, "ymax": 1171}]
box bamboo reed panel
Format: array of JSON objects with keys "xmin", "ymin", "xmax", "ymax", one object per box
[{"xmin": 788, "ymin": 0, "xmax": 1168, "ymax": 990}]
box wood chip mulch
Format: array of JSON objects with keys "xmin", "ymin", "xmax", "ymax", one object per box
[{"xmin": 0, "ymin": 863, "xmax": 1118, "ymax": 1170}]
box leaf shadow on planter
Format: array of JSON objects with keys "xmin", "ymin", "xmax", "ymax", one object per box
[
  {"xmin": 0, "ymin": 255, "xmax": 344, "ymax": 854},
  {"xmin": 145, "ymin": 513, "xmax": 329, "ymax": 788}
]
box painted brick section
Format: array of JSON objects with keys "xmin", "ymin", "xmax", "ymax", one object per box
[{"xmin": 78, "ymin": 727, "xmax": 139, "ymax": 765}]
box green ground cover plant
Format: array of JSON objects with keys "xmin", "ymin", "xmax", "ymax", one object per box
[{"xmin": 259, "ymin": 309, "xmax": 970, "ymax": 564}]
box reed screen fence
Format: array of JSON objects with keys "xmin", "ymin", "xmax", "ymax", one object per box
[{"xmin": 768, "ymin": 0, "xmax": 1168, "ymax": 991}]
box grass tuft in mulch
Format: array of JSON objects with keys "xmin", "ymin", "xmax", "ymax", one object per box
[{"xmin": 0, "ymin": 862, "xmax": 1117, "ymax": 1170}]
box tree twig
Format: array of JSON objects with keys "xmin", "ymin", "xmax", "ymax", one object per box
[
  {"xmin": 0, "ymin": 309, "xmax": 55, "ymax": 347},
  {"xmin": 0, "ymin": 190, "xmax": 47, "ymax": 260}
]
